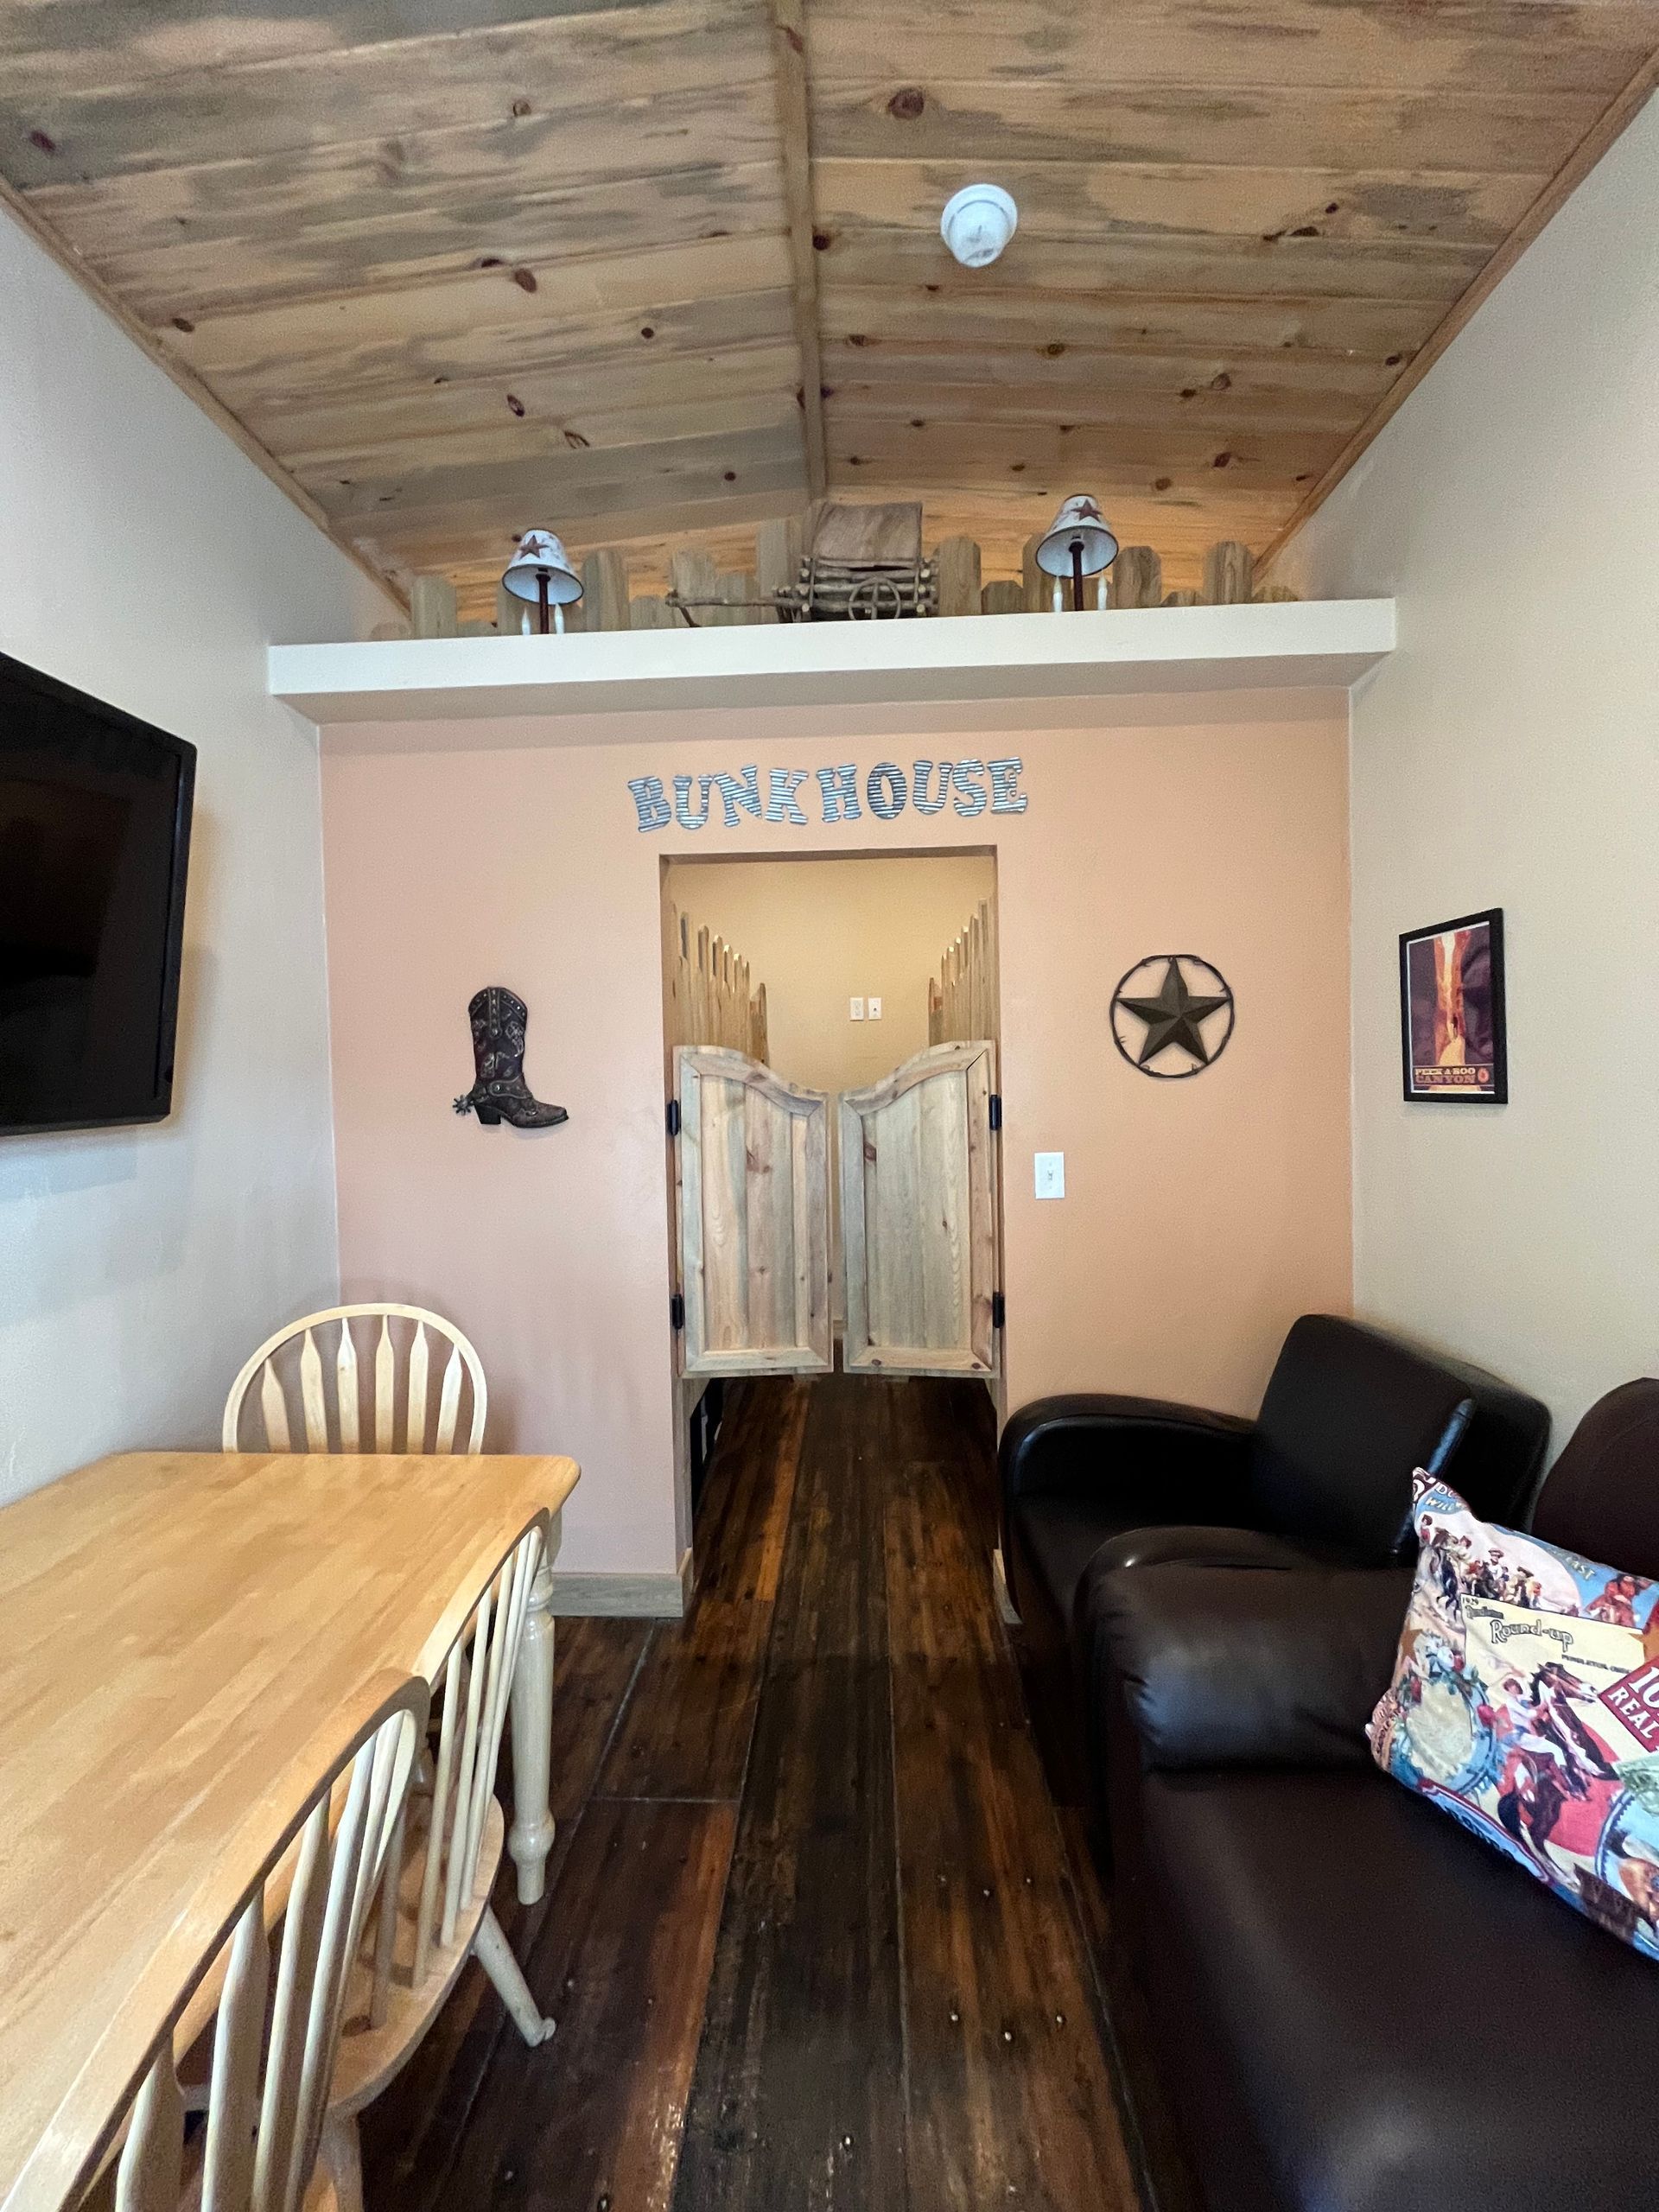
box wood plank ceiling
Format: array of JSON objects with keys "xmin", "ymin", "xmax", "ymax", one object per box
[{"xmin": 3, "ymin": 2, "xmax": 1656, "ymax": 613}]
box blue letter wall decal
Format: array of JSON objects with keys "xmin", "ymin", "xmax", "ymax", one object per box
[
  {"xmin": 672, "ymin": 772, "xmax": 711, "ymax": 831},
  {"xmin": 631, "ymin": 756, "xmax": 1029, "ymax": 830},
  {"xmin": 710, "ymin": 766, "xmax": 761, "ymax": 828},
  {"xmin": 765, "ymin": 767, "xmax": 810, "ymax": 824},
  {"xmin": 817, "ymin": 763, "xmax": 862, "ymax": 823},
  {"xmin": 628, "ymin": 776, "xmax": 671, "ymax": 833},
  {"xmin": 866, "ymin": 761, "xmax": 907, "ymax": 821},
  {"xmin": 950, "ymin": 760, "xmax": 988, "ymax": 817},
  {"xmin": 988, "ymin": 757, "xmax": 1028, "ymax": 814},
  {"xmin": 912, "ymin": 760, "xmax": 953, "ymax": 816}
]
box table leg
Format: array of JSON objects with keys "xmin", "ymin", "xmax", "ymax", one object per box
[{"xmin": 509, "ymin": 1547, "xmax": 558, "ymax": 1904}]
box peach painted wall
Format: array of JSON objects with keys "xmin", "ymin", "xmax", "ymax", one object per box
[{"xmin": 321, "ymin": 698, "xmax": 1351, "ymax": 1580}]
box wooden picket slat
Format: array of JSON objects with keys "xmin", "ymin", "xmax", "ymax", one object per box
[
  {"xmin": 930, "ymin": 899, "xmax": 1000, "ymax": 1047},
  {"xmin": 664, "ymin": 901, "xmax": 770, "ymax": 1063}
]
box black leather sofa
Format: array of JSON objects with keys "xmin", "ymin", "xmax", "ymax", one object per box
[
  {"xmin": 1091, "ymin": 1378, "xmax": 1659, "ymax": 2212},
  {"xmin": 1000, "ymin": 1314, "xmax": 1551, "ymax": 1807}
]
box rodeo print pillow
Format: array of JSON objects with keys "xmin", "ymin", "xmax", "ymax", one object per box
[{"xmin": 1370, "ymin": 1472, "xmax": 1659, "ymax": 1960}]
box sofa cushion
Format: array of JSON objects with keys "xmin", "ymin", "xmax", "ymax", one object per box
[
  {"xmin": 1249, "ymin": 1314, "xmax": 1478, "ymax": 1560},
  {"xmin": 1140, "ymin": 1766, "xmax": 1659, "ymax": 2212},
  {"xmin": 1532, "ymin": 1376, "xmax": 1659, "ymax": 1580},
  {"xmin": 1370, "ymin": 1471, "xmax": 1659, "ymax": 1962},
  {"xmin": 1084, "ymin": 1561, "xmax": 1413, "ymax": 1771}
]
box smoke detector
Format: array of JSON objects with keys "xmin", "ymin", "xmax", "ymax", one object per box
[{"xmin": 940, "ymin": 183, "xmax": 1018, "ymax": 269}]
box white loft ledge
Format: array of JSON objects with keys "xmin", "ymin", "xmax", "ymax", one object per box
[{"xmin": 270, "ymin": 599, "xmax": 1394, "ymax": 727}]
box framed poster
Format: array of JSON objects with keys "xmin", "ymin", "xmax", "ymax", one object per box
[{"xmin": 1399, "ymin": 908, "xmax": 1507, "ymax": 1103}]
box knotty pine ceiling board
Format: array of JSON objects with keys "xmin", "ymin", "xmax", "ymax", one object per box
[
  {"xmin": 801, "ymin": 0, "xmax": 1659, "ymax": 586},
  {"xmin": 0, "ymin": 0, "xmax": 810, "ymax": 593},
  {"xmin": 1, "ymin": 0, "xmax": 1656, "ymax": 609}
]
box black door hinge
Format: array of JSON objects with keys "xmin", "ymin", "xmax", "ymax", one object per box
[
  {"xmin": 671, "ymin": 1292, "xmax": 685, "ymax": 1331},
  {"xmin": 666, "ymin": 1097, "xmax": 681, "ymax": 1136},
  {"xmin": 988, "ymin": 1092, "xmax": 1002, "ymax": 1131},
  {"xmin": 991, "ymin": 1291, "xmax": 1006, "ymax": 1329}
]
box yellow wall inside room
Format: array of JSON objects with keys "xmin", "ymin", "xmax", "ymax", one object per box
[{"xmin": 665, "ymin": 852, "xmax": 998, "ymax": 1094}]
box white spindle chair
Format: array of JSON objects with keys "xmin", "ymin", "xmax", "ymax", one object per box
[
  {"xmin": 6, "ymin": 1674, "xmax": 428, "ymax": 2212},
  {"xmin": 222, "ymin": 1305, "xmax": 487, "ymax": 1457},
  {"xmin": 323, "ymin": 1524, "xmax": 556, "ymax": 2195}
]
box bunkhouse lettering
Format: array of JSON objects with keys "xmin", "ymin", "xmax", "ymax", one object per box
[{"xmin": 626, "ymin": 757, "xmax": 1029, "ymax": 834}]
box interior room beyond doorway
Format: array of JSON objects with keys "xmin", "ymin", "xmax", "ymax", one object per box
[{"xmin": 664, "ymin": 849, "xmax": 997, "ymax": 1106}]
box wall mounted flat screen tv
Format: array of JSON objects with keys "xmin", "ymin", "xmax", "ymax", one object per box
[{"xmin": 0, "ymin": 650, "xmax": 195, "ymax": 1135}]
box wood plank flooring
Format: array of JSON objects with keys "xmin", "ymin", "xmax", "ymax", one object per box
[{"xmin": 361, "ymin": 1370, "xmax": 1149, "ymax": 2212}]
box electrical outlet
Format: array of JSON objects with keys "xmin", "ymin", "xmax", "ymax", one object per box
[
  {"xmin": 867, "ymin": 995, "xmax": 882, "ymax": 1020},
  {"xmin": 1034, "ymin": 1152, "xmax": 1065, "ymax": 1200},
  {"xmin": 849, "ymin": 996, "xmax": 864, "ymax": 1020}
]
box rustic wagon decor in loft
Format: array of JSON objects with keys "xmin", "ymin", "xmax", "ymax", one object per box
[
  {"xmin": 664, "ymin": 499, "xmax": 934, "ymax": 621},
  {"xmin": 777, "ymin": 499, "xmax": 935, "ymax": 620}
]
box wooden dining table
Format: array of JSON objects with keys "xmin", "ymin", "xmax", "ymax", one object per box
[{"xmin": 0, "ymin": 1445, "xmax": 579, "ymax": 2207}]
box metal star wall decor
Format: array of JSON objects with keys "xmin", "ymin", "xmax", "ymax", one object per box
[{"xmin": 1110, "ymin": 955, "xmax": 1236, "ymax": 1077}]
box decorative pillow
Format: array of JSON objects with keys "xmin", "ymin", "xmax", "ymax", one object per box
[{"xmin": 1370, "ymin": 1471, "xmax": 1659, "ymax": 1959}]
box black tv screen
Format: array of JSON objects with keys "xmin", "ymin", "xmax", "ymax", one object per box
[{"xmin": 0, "ymin": 650, "xmax": 194, "ymax": 1135}]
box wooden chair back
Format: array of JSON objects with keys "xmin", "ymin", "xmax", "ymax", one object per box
[
  {"xmin": 6, "ymin": 1675, "xmax": 428, "ymax": 2212},
  {"xmin": 421, "ymin": 1523, "xmax": 543, "ymax": 1968},
  {"xmin": 332, "ymin": 1522, "xmax": 549, "ymax": 2110},
  {"xmin": 222, "ymin": 1306, "xmax": 487, "ymax": 1456}
]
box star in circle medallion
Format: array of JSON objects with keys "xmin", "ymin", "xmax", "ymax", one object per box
[{"xmin": 1110, "ymin": 954, "xmax": 1236, "ymax": 1078}]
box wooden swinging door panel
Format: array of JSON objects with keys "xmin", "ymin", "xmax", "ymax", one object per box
[
  {"xmin": 838, "ymin": 1039, "xmax": 1001, "ymax": 1378},
  {"xmin": 674, "ymin": 1046, "xmax": 833, "ymax": 1377}
]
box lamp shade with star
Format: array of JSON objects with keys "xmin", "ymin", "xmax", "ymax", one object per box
[
  {"xmin": 1036, "ymin": 493, "xmax": 1119, "ymax": 610},
  {"xmin": 1109, "ymin": 954, "xmax": 1235, "ymax": 1077},
  {"xmin": 502, "ymin": 529, "xmax": 583, "ymax": 634}
]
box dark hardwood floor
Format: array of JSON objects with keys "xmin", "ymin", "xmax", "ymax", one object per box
[{"xmin": 361, "ymin": 1370, "xmax": 1151, "ymax": 2212}]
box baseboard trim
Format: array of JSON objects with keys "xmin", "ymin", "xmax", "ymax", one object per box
[
  {"xmin": 548, "ymin": 1570, "xmax": 686, "ymax": 1619},
  {"xmin": 991, "ymin": 1545, "xmax": 1020, "ymax": 1627}
]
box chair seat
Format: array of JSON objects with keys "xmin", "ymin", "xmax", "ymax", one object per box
[
  {"xmin": 329, "ymin": 1794, "xmax": 505, "ymax": 2119},
  {"xmin": 1139, "ymin": 1767, "xmax": 1659, "ymax": 2212}
]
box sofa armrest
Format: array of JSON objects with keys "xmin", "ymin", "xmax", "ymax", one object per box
[
  {"xmin": 1000, "ymin": 1394, "xmax": 1255, "ymax": 1523},
  {"xmin": 1085, "ymin": 1524, "xmax": 1332, "ymax": 1573},
  {"xmin": 1084, "ymin": 1563, "xmax": 1414, "ymax": 1772}
]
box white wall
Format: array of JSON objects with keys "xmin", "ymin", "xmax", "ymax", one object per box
[
  {"xmin": 0, "ymin": 210, "xmax": 394, "ymax": 1501},
  {"xmin": 1277, "ymin": 99, "xmax": 1659, "ymax": 1444}
]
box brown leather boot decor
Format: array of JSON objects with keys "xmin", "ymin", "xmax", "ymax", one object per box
[{"xmin": 453, "ymin": 987, "xmax": 569, "ymax": 1128}]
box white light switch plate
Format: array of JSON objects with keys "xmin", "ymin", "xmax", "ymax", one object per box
[
  {"xmin": 867, "ymin": 995, "xmax": 882, "ymax": 1020},
  {"xmin": 849, "ymin": 996, "xmax": 864, "ymax": 1020},
  {"xmin": 1034, "ymin": 1152, "xmax": 1065, "ymax": 1199}
]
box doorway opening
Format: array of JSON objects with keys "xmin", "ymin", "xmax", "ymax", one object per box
[{"xmin": 658, "ymin": 850, "xmax": 1004, "ymax": 1573}]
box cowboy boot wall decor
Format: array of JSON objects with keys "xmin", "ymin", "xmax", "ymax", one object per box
[{"xmin": 453, "ymin": 987, "xmax": 569, "ymax": 1128}]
